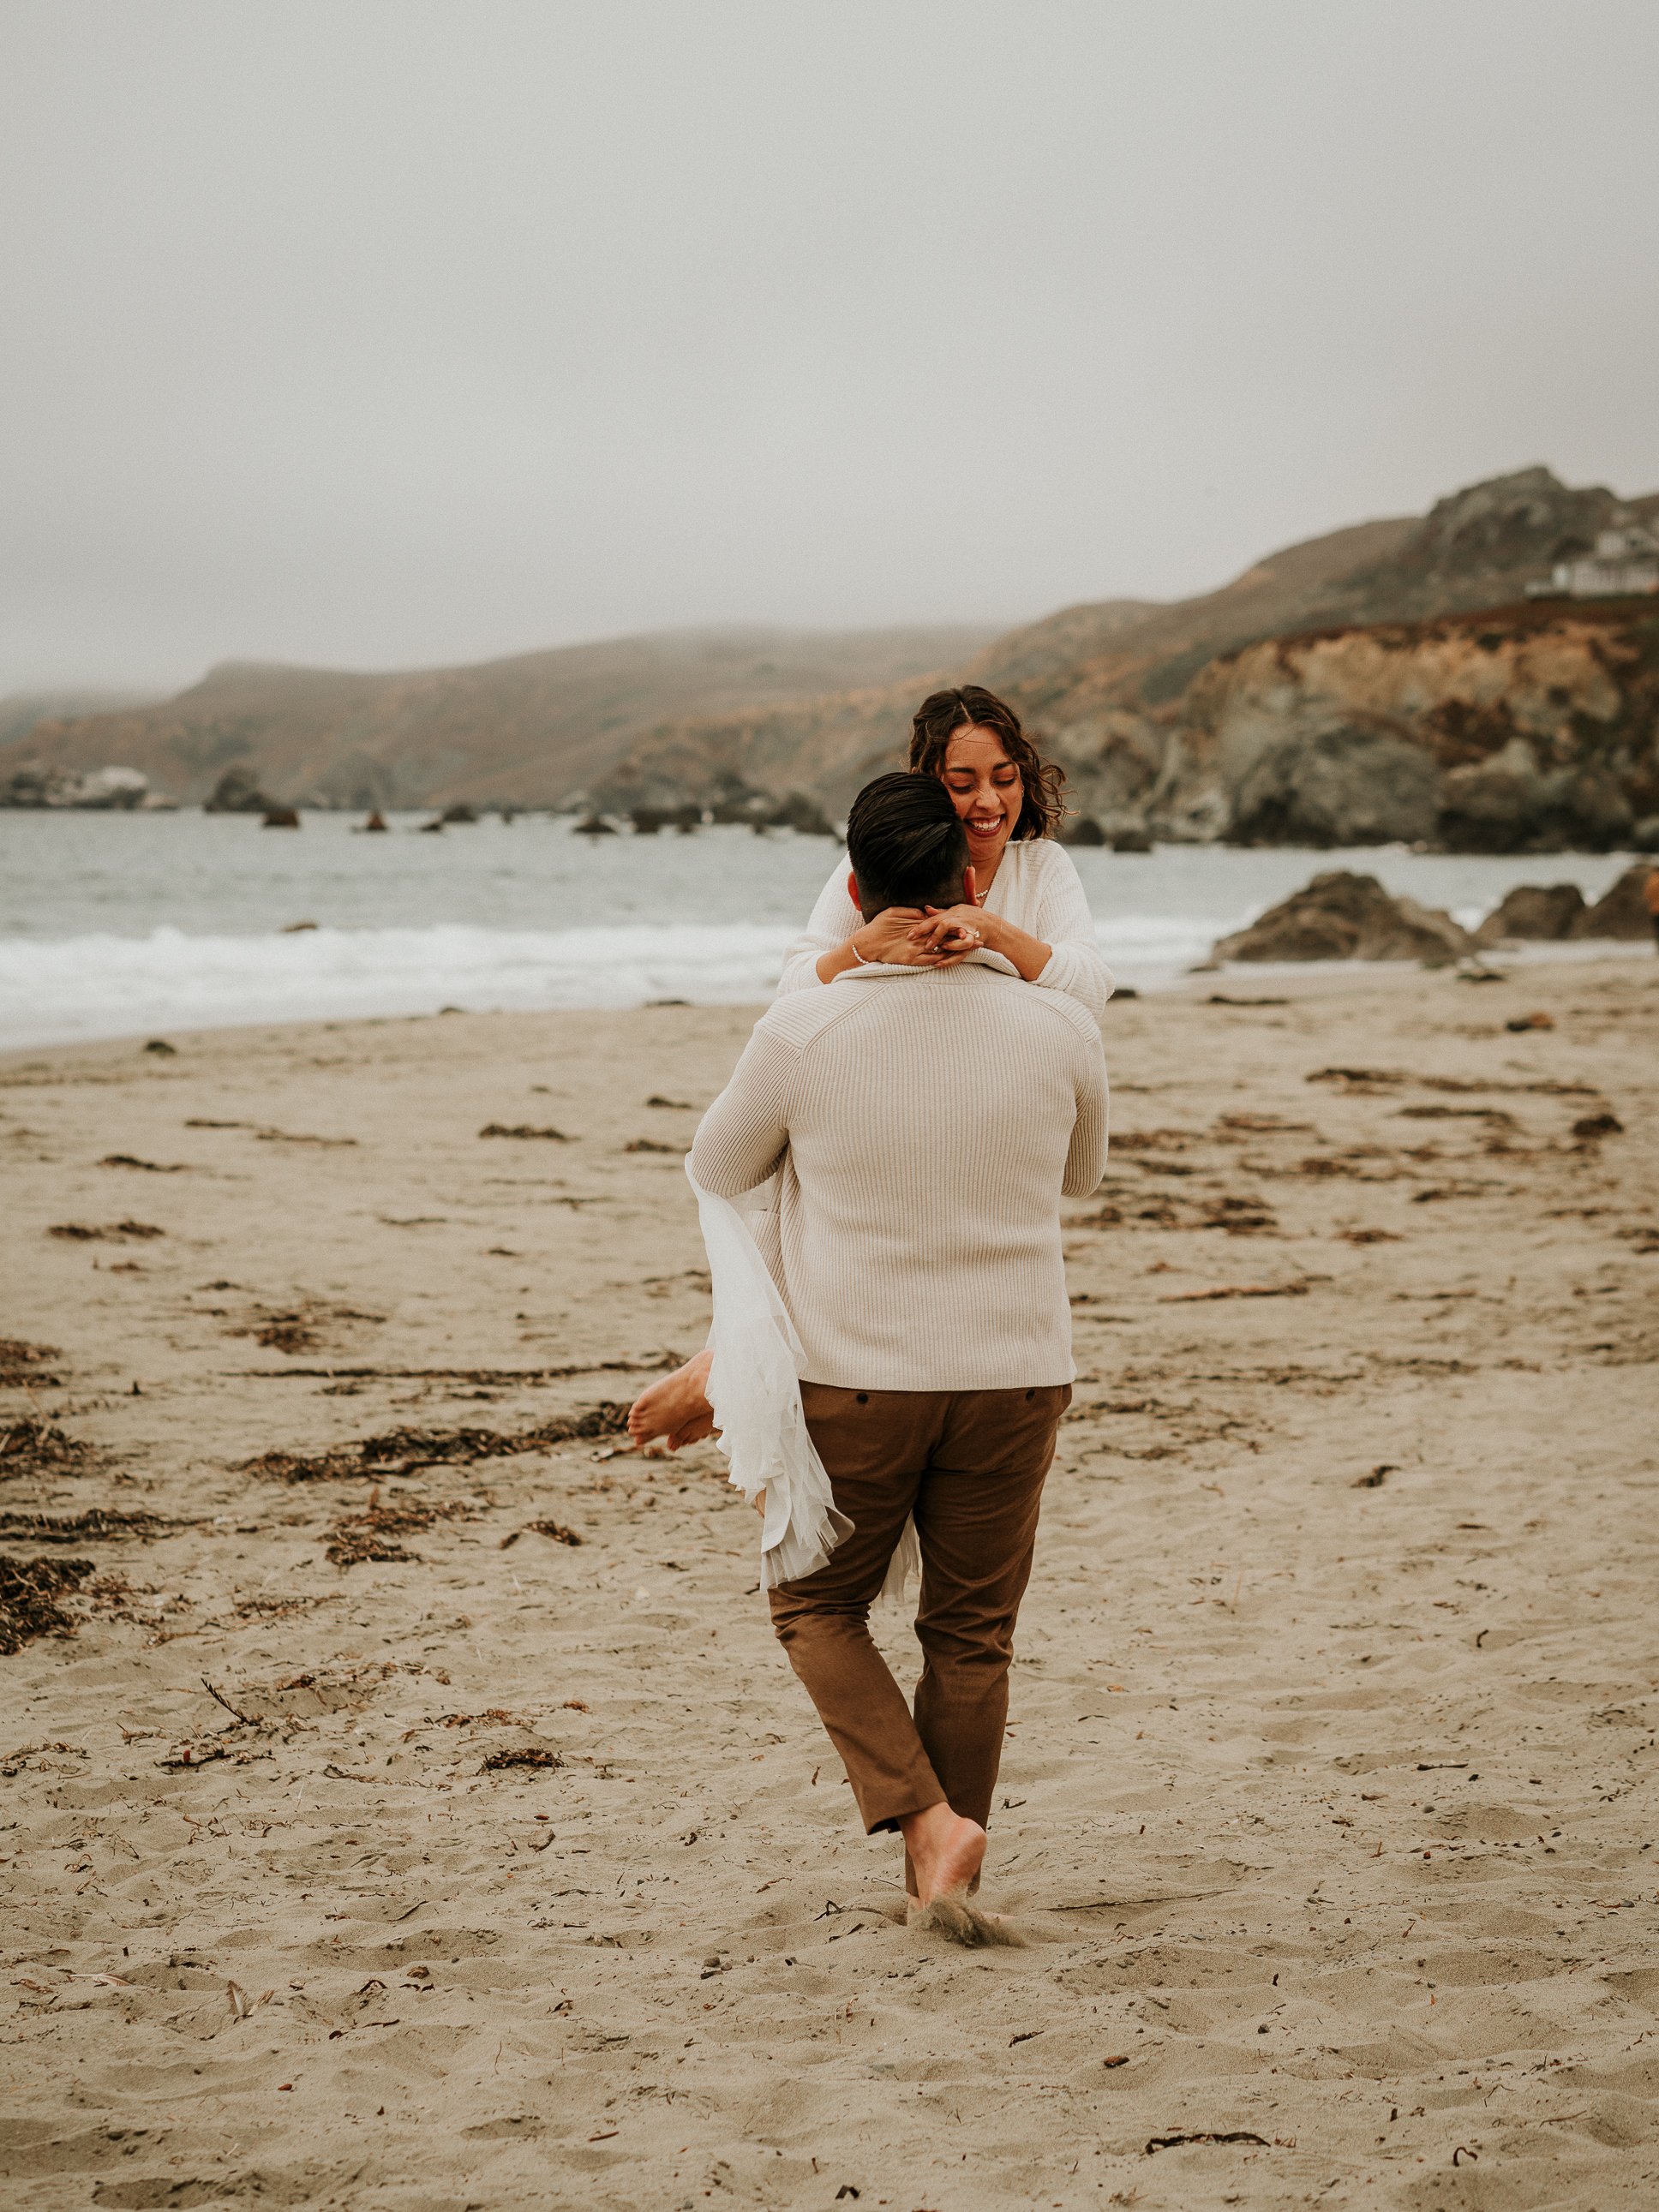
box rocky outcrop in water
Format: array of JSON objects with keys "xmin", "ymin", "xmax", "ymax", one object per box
[
  {"xmin": 1213, "ymin": 871, "xmax": 1476, "ymax": 965},
  {"xmin": 204, "ymin": 765, "xmax": 273, "ymax": 815},
  {"xmin": 1, "ymin": 762, "xmax": 166, "ymax": 810}
]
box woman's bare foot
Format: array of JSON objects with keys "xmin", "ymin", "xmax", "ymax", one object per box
[
  {"xmin": 899, "ymin": 1801, "xmax": 986, "ymax": 1907},
  {"xmin": 626, "ymin": 1349, "xmax": 715, "ymax": 1454}
]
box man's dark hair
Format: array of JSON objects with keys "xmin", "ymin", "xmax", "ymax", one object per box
[{"xmin": 845, "ymin": 772, "xmax": 968, "ymax": 916}]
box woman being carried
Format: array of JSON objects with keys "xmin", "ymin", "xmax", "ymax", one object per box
[{"xmin": 629, "ymin": 683, "xmax": 1111, "ymax": 1452}]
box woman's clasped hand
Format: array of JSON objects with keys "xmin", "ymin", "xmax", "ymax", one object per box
[{"xmin": 851, "ymin": 903, "xmax": 981, "ymax": 967}]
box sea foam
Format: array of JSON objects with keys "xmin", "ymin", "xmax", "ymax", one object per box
[{"xmin": 0, "ymin": 922, "xmax": 804, "ymax": 1049}]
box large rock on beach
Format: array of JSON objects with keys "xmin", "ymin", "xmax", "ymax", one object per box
[
  {"xmin": 1213, "ymin": 870, "xmax": 1476, "ymax": 966},
  {"xmin": 1572, "ymin": 862, "xmax": 1656, "ymax": 940},
  {"xmin": 1474, "ymin": 882, "xmax": 1586, "ymax": 946}
]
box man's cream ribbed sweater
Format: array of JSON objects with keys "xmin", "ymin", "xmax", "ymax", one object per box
[{"xmin": 689, "ymin": 960, "xmax": 1110, "ymax": 1391}]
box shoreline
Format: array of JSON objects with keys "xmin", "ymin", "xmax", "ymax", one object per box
[
  {"xmin": 2, "ymin": 931, "xmax": 1652, "ymax": 1060},
  {"xmin": 3, "ymin": 960, "xmax": 1656, "ymax": 2208}
]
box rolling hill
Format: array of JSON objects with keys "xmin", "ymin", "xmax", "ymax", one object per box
[{"xmin": 0, "ymin": 625, "xmax": 1001, "ymax": 811}]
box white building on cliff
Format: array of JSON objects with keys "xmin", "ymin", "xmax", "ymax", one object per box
[{"xmin": 1536, "ymin": 516, "xmax": 1659, "ymax": 599}]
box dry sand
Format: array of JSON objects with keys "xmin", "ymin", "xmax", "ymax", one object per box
[{"xmin": 2, "ymin": 957, "xmax": 1656, "ymax": 2211}]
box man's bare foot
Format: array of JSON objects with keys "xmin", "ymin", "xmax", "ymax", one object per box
[
  {"xmin": 898, "ymin": 1801, "xmax": 986, "ymax": 1907},
  {"xmin": 626, "ymin": 1349, "xmax": 715, "ymax": 1454}
]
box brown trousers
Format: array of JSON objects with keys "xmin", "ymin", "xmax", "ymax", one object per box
[{"xmin": 768, "ymin": 1382, "xmax": 1069, "ymax": 1840}]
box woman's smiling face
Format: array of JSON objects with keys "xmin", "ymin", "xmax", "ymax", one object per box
[{"xmin": 940, "ymin": 726, "xmax": 1023, "ymax": 867}]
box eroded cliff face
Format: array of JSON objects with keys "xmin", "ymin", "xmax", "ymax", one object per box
[
  {"xmin": 592, "ymin": 466, "xmax": 1659, "ymax": 844},
  {"xmin": 1051, "ymin": 600, "xmax": 1659, "ymax": 850}
]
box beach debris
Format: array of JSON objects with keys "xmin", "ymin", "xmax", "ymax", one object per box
[
  {"xmin": 323, "ymin": 1488, "xmax": 476, "ymax": 1569},
  {"xmin": 1, "ymin": 1418, "xmax": 100, "ymax": 1480},
  {"xmin": 623, "ymin": 1138, "xmax": 682, "ymax": 1154},
  {"xmin": 1207, "ymin": 993, "xmax": 1290, "ymax": 1007},
  {"xmin": 143, "ymin": 1037, "xmax": 177, "ymax": 1055},
  {"xmin": 479, "ymin": 1122, "xmax": 572, "ymax": 1140},
  {"xmin": 235, "ymin": 1357, "xmax": 673, "ymax": 1384},
  {"xmin": 1199, "ymin": 1196, "xmax": 1278, "ymax": 1236},
  {"xmin": 1506, "ymin": 1011, "xmax": 1555, "ymax": 1031},
  {"xmin": 254, "ymin": 1128, "xmax": 357, "ymax": 1145},
  {"xmin": 226, "ymin": 1300, "xmax": 383, "ymax": 1355},
  {"xmin": 1145, "ymin": 2131, "xmax": 1269, "ymax": 2155},
  {"xmin": 481, "ymin": 1745, "xmax": 560, "ymax": 1771},
  {"xmin": 156, "ymin": 1738, "xmax": 231, "ymax": 1769},
  {"xmin": 0, "ymin": 1340, "xmax": 62, "ymax": 1388},
  {"xmin": 0, "ymin": 1554, "xmax": 97, "ymax": 1654},
  {"xmin": 533, "ymin": 1513, "xmax": 592, "ymax": 1548},
  {"xmin": 99, "ymin": 1154, "xmax": 184, "ymax": 1173},
  {"xmin": 1352, "ymin": 1465, "xmax": 1395, "ymax": 1488},
  {"xmin": 280, "ymin": 919, "xmax": 318, "ymax": 933},
  {"xmin": 240, "ymin": 1402, "xmax": 629, "ymax": 1484},
  {"xmin": 0, "ymin": 1509, "xmax": 177, "ymax": 1544},
  {"xmin": 645, "ymin": 1095, "xmax": 694, "ymax": 1110},
  {"xmin": 1160, "ymin": 1282, "xmax": 1310, "ymax": 1302},
  {"xmin": 1571, "ymin": 1111, "xmax": 1623, "ymax": 1142},
  {"xmin": 48, "ymin": 1219, "xmax": 164, "ymax": 1241},
  {"xmin": 1213, "ymin": 872, "xmax": 1475, "ymax": 966},
  {"xmin": 1307, "ymin": 1066, "xmax": 1595, "ymax": 1097}
]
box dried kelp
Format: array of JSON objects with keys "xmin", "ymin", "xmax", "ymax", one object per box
[
  {"xmin": 0, "ymin": 1340, "xmax": 61, "ymax": 1388},
  {"xmin": 324, "ymin": 1489, "xmax": 475, "ymax": 1568},
  {"xmin": 0, "ymin": 1418, "xmax": 100, "ymax": 1480},
  {"xmin": 0, "ymin": 1508, "xmax": 176, "ymax": 1544},
  {"xmin": 0, "ymin": 1554, "xmax": 96, "ymax": 1654},
  {"xmin": 243, "ymin": 1402, "xmax": 629, "ymax": 1484},
  {"xmin": 47, "ymin": 1220, "xmax": 164, "ymax": 1241}
]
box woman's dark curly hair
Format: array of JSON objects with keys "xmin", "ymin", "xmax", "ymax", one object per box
[{"xmin": 907, "ymin": 684, "xmax": 1066, "ymax": 840}]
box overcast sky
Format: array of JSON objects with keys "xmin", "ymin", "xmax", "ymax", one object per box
[{"xmin": 2, "ymin": 1, "xmax": 1656, "ymax": 694}]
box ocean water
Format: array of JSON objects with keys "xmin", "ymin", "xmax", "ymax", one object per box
[{"xmin": 0, "ymin": 810, "xmax": 1640, "ymax": 1051}]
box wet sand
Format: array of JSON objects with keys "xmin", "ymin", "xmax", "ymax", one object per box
[{"xmin": 2, "ymin": 958, "xmax": 1656, "ymax": 2210}]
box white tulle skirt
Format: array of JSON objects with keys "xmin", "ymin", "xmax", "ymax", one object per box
[{"xmin": 687, "ymin": 1161, "xmax": 917, "ymax": 1605}]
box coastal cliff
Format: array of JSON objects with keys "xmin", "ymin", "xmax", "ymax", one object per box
[
  {"xmin": 590, "ymin": 467, "xmax": 1659, "ymax": 850},
  {"xmin": 1134, "ymin": 597, "xmax": 1659, "ymax": 850},
  {"xmin": 7, "ymin": 468, "xmax": 1656, "ymax": 846}
]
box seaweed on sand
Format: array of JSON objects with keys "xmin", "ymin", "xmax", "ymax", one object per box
[
  {"xmin": 243, "ymin": 1402, "xmax": 629, "ymax": 1483},
  {"xmin": 0, "ymin": 1419, "xmax": 100, "ymax": 1480},
  {"xmin": 0, "ymin": 1509, "xmax": 177, "ymax": 1544},
  {"xmin": 0, "ymin": 1339, "xmax": 63, "ymax": 1386},
  {"xmin": 323, "ymin": 1489, "xmax": 475, "ymax": 1568},
  {"xmin": 0, "ymin": 1554, "xmax": 96, "ymax": 1654}
]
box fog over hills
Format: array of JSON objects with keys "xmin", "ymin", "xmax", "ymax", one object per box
[
  {"xmin": 7, "ymin": 468, "xmax": 1657, "ymax": 851},
  {"xmin": 0, "ymin": 625, "xmax": 1000, "ymax": 813}
]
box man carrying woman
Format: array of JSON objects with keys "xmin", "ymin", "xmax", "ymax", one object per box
[{"xmin": 633, "ymin": 685, "xmax": 1112, "ymax": 1916}]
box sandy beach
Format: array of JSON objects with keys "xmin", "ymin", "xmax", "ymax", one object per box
[{"xmin": 2, "ymin": 957, "xmax": 1656, "ymax": 2211}]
